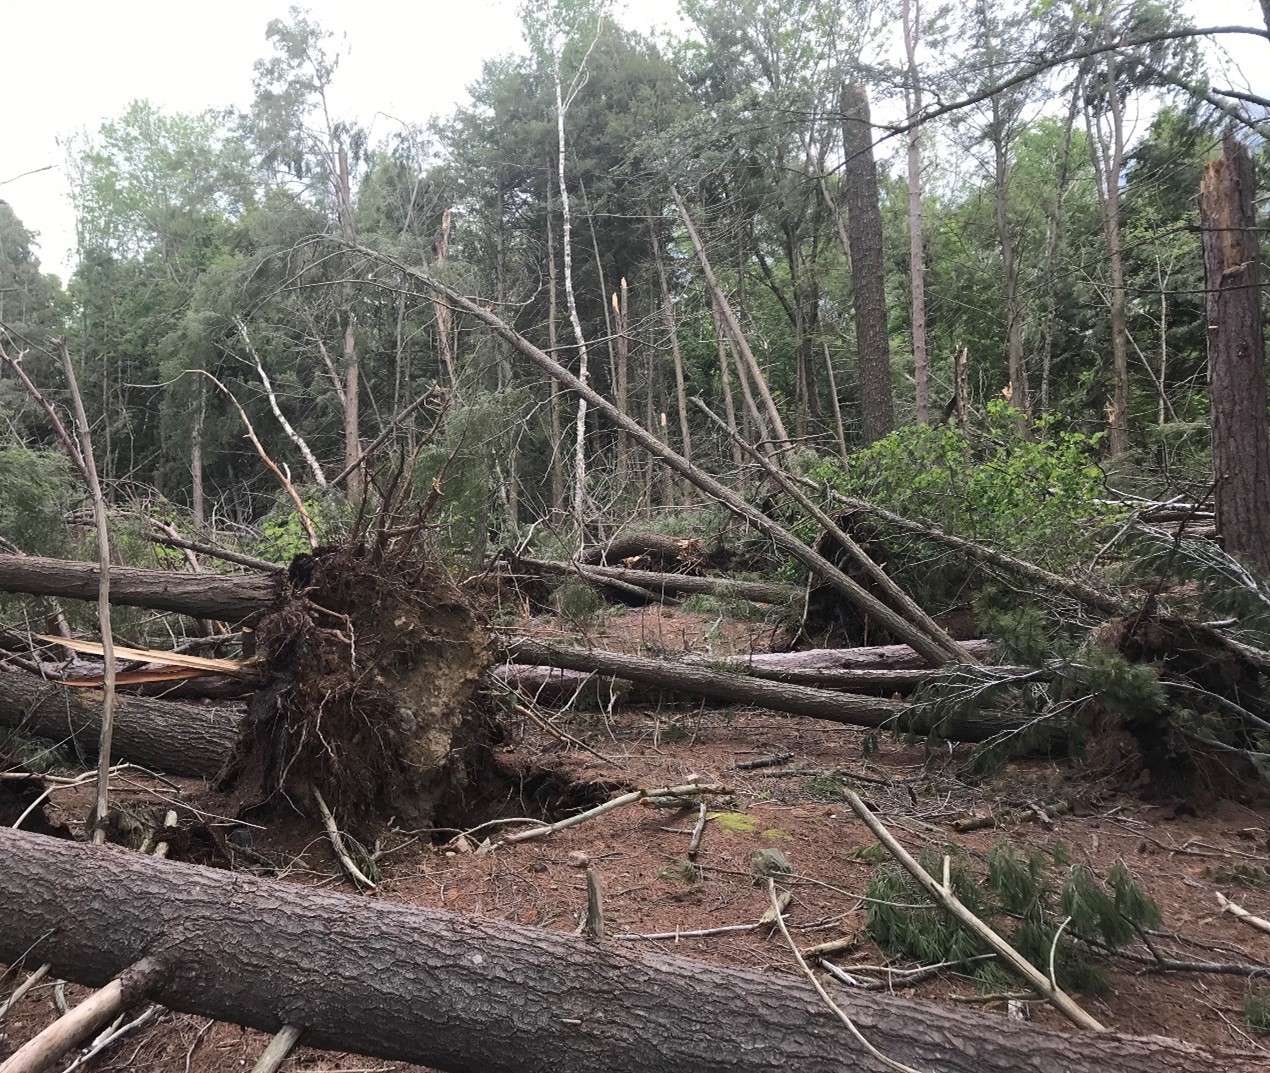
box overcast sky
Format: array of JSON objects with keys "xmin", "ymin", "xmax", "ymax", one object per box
[{"xmin": 2, "ymin": 0, "xmax": 1264, "ymax": 282}]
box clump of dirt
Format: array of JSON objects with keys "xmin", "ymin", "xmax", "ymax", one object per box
[{"xmin": 216, "ymin": 542, "xmax": 492, "ymax": 832}]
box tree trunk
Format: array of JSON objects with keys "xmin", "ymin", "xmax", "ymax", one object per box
[
  {"xmin": 701, "ymin": 641, "xmax": 996, "ymax": 673},
  {"xmin": 0, "ymin": 667, "xmax": 240, "ymax": 778},
  {"xmin": 992, "ymin": 96, "xmax": 1029, "ymax": 416},
  {"xmin": 671, "ymin": 186, "xmax": 790, "ymax": 446},
  {"xmin": 0, "ymin": 554, "xmax": 279, "ymax": 622},
  {"xmin": 612, "ymin": 280, "xmax": 631, "ymax": 482},
  {"xmin": 2, "ymin": 830, "xmax": 1243, "ymax": 1073},
  {"xmin": 1086, "ymin": 44, "xmax": 1130, "ymax": 457},
  {"xmin": 506, "ymin": 639, "xmax": 1032, "ymax": 742},
  {"xmin": 1200, "ymin": 133, "xmax": 1270, "ymax": 574},
  {"xmin": 545, "ymin": 165, "xmax": 566, "ymax": 516},
  {"xmin": 652, "ymin": 231, "xmax": 692, "ymax": 486},
  {"xmin": 902, "ymin": 0, "xmax": 931, "ymax": 425},
  {"xmin": 822, "ymin": 343, "xmax": 849, "ymax": 463},
  {"xmin": 953, "ymin": 343, "xmax": 969, "ymax": 429},
  {"xmin": 190, "ymin": 378, "xmax": 205, "ymax": 527},
  {"xmin": 840, "ymin": 84, "xmax": 895, "ymax": 444},
  {"xmin": 514, "ymin": 557, "xmax": 799, "ymax": 606},
  {"xmin": 554, "ymin": 65, "xmax": 593, "ymax": 538},
  {"xmin": 434, "ymin": 208, "xmax": 457, "ymax": 387}
]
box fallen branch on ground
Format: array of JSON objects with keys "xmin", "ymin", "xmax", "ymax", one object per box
[{"xmin": 840, "ymin": 787, "xmax": 1105, "ymax": 1031}]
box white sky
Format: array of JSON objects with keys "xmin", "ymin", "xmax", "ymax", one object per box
[{"xmin": 2, "ymin": 0, "xmax": 1264, "ymax": 282}]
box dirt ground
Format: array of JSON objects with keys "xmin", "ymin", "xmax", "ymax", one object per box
[{"xmin": 4, "ymin": 603, "xmax": 1270, "ymax": 1071}]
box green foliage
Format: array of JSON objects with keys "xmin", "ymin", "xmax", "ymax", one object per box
[
  {"xmin": 0, "ymin": 448, "xmax": 76, "ymax": 557},
  {"xmin": 1244, "ymin": 988, "xmax": 1270, "ymax": 1034},
  {"xmin": 256, "ymin": 488, "xmax": 352, "ymax": 564},
  {"xmin": 553, "ymin": 577, "xmax": 607, "ymax": 630},
  {"xmin": 848, "ymin": 402, "xmax": 1117, "ymax": 570},
  {"xmin": 865, "ymin": 842, "xmax": 1160, "ymax": 993}
]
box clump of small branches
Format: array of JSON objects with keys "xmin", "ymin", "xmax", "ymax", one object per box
[{"xmin": 866, "ymin": 841, "xmax": 1161, "ymax": 995}]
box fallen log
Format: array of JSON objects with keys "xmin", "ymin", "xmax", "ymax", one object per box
[
  {"xmin": 0, "ymin": 829, "xmax": 1248, "ymax": 1073},
  {"xmin": 0, "ymin": 667, "xmax": 239, "ymax": 778},
  {"xmin": 499, "ymin": 661, "xmax": 1023, "ymax": 697},
  {"xmin": 696, "ymin": 641, "xmax": 996, "ymax": 673},
  {"xmin": 513, "ymin": 556, "xmax": 800, "ymax": 605},
  {"xmin": 506, "ymin": 639, "xmax": 1043, "ymax": 743},
  {"xmin": 0, "ymin": 554, "xmax": 279, "ymax": 623}
]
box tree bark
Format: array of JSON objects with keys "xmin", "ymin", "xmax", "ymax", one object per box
[
  {"xmin": 902, "ymin": 0, "xmax": 931, "ymax": 424},
  {"xmin": 2, "ymin": 830, "xmax": 1246, "ymax": 1073},
  {"xmin": 545, "ymin": 162, "xmax": 566, "ymax": 515},
  {"xmin": 0, "ymin": 667, "xmax": 240, "ymax": 778},
  {"xmin": 671, "ymin": 187, "xmax": 790, "ymax": 446},
  {"xmin": 514, "ymin": 557, "xmax": 799, "ymax": 605},
  {"xmin": 506, "ymin": 639, "xmax": 1034, "ymax": 742},
  {"xmin": 652, "ymin": 231, "xmax": 692, "ymax": 485},
  {"xmin": 700, "ymin": 641, "xmax": 996, "ymax": 673},
  {"xmin": 1086, "ymin": 37, "xmax": 1130, "ymax": 457},
  {"xmin": 0, "ymin": 554, "xmax": 279, "ymax": 622},
  {"xmin": 840, "ymin": 84, "xmax": 895, "ymax": 444},
  {"xmin": 1200, "ymin": 133, "xmax": 1270, "ymax": 574}
]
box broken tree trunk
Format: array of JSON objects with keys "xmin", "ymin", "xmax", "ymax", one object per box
[
  {"xmin": 506, "ymin": 639, "xmax": 1042, "ymax": 743},
  {"xmin": 0, "ymin": 830, "xmax": 1247, "ymax": 1073},
  {"xmin": 0, "ymin": 667, "xmax": 240, "ymax": 778},
  {"xmin": 0, "ymin": 554, "xmax": 278, "ymax": 623},
  {"xmin": 514, "ymin": 557, "xmax": 799, "ymax": 606}
]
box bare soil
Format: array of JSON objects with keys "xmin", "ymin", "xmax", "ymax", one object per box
[{"xmin": 3, "ymin": 603, "xmax": 1270, "ymax": 1072}]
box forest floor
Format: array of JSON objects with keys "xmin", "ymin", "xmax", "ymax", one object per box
[{"xmin": 3, "ymin": 603, "xmax": 1270, "ymax": 1071}]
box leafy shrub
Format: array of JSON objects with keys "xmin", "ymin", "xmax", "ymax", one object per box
[{"xmin": 827, "ymin": 402, "xmax": 1121, "ymax": 572}]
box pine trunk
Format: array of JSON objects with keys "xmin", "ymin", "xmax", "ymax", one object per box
[
  {"xmin": 840, "ymin": 84, "xmax": 895, "ymax": 444},
  {"xmin": 2, "ymin": 829, "xmax": 1244, "ymax": 1073},
  {"xmin": 1200, "ymin": 133, "xmax": 1270, "ymax": 573}
]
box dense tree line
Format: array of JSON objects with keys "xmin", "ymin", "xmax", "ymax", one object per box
[{"xmin": 0, "ymin": 0, "xmax": 1266, "ymax": 555}]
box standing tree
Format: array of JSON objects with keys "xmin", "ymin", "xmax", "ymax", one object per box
[
  {"xmin": 1199, "ymin": 132, "xmax": 1270, "ymax": 574},
  {"xmin": 840, "ymin": 82, "xmax": 895, "ymax": 443}
]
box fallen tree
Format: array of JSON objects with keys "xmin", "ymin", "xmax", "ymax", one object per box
[
  {"xmin": 697, "ymin": 641, "xmax": 996, "ymax": 672},
  {"xmin": 506, "ymin": 639, "xmax": 1045, "ymax": 743},
  {"xmin": 0, "ymin": 667, "xmax": 240, "ymax": 778},
  {"xmin": 0, "ymin": 828, "xmax": 1249, "ymax": 1073},
  {"xmin": 511, "ymin": 556, "xmax": 801, "ymax": 605},
  {"xmin": 0, "ymin": 554, "xmax": 278, "ymax": 623}
]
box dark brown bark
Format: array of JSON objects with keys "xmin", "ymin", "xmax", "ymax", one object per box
[
  {"xmin": 0, "ymin": 554, "xmax": 279, "ymax": 623},
  {"xmin": 840, "ymin": 83, "xmax": 895, "ymax": 444},
  {"xmin": 1200, "ymin": 133, "xmax": 1270, "ymax": 574},
  {"xmin": 0, "ymin": 667, "xmax": 240, "ymax": 778},
  {"xmin": 506, "ymin": 639, "xmax": 1037, "ymax": 742},
  {"xmin": 1, "ymin": 829, "xmax": 1247, "ymax": 1073}
]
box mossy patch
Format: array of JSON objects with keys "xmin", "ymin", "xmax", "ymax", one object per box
[{"xmin": 710, "ymin": 811, "xmax": 758, "ymax": 834}]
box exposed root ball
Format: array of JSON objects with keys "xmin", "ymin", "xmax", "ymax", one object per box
[
  {"xmin": 1086, "ymin": 616, "xmax": 1267, "ymax": 800},
  {"xmin": 217, "ymin": 544, "xmax": 491, "ymax": 830}
]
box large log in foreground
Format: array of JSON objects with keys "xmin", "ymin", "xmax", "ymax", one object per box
[
  {"xmin": 0, "ymin": 829, "xmax": 1243, "ymax": 1073},
  {"xmin": 0, "ymin": 553, "xmax": 279, "ymax": 623},
  {"xmin": 0, "ymin": 668, "xmax": 239, "ymax": 778},
  {"xmin": 506, "ymin": 639, "xmax": 1041, "ymax": 743}
]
